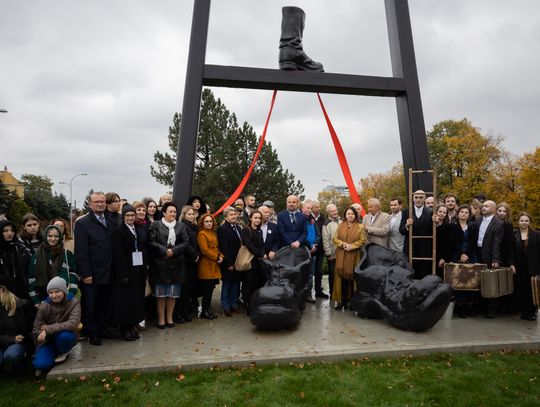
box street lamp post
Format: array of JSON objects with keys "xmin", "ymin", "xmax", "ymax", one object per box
[{"xmin": 59, "ymin": 173, "xmax": 87, "ymax": 237}]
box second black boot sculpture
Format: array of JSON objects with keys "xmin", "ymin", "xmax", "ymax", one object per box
[{"xmin": 279, "ymin": 6, "xmax": 324, "ymax": 72}]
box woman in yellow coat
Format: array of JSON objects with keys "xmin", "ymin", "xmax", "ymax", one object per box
[
  {"xmin": 333, "ymin": 206, "xmax": 367, "ymax": 310},
  {"xmin": 196, "ymin": 214, "xmax": 223, "ymax": 320}
]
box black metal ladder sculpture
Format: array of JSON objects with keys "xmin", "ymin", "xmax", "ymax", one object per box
[{"xmin": 172, "ymin": 0, "xmax": 431, "ymax": 205}]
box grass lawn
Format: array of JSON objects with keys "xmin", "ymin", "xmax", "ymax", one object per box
[{"xmin": 1, "ymin": 350, "xmax": 539, "ymax": 406}]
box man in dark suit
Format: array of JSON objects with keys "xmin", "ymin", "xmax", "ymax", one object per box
[
  {"xmin": 399, "ymin": 190, "xmax": 433, "ymax": 279},
  {"xmin": 74, "ymin": 191, "xmax": 117, "ymax": 345},
  {"xmin": 277, "ymin": 195, "xmax": 308, "ymax": 249},
  {"xmin": 217, "ymin": 207, "xmax": 242, "ymax": 316},
  {"xmin": 474, "ymin": 200, "xmax": 504, "ymax": 318}
]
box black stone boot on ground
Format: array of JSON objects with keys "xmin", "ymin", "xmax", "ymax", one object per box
[{"xmin": 279, "ymin": 6, "xmax": 324, "ymax": 72}]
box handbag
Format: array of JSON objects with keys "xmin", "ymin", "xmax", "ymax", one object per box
[{"xmin": 234, "ymin": 244, "xmax": 254, "ymax": 272}]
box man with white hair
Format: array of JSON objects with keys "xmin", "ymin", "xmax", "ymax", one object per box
[
  {"xmin": 258, "ymin": 205, "xmax": 278, "ymax": 260},
  {"xmin": 362, "ymin": 198, "xmax": 391, "ymax": 248},
  {"xmin": 322, "ymin": 203, "xmax": 341, "ymax": 297}
]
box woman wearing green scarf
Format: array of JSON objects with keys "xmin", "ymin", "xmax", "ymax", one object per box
[{"xmin": 28, "ymin": 225, "xmax": 79, "ymax": 307}]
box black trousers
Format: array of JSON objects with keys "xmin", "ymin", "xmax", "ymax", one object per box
[
  {"xmin": 199, "ymin": 279, "xmax": 217, "ymax": 310},
  {"xmin": 81, "ymin": 283, "xmax": 110, "ymax": 338}
]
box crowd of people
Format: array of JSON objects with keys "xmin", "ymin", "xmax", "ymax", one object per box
[{"xmin": 1, "ymin": 189, "xmax": 538, "ymax": 378}]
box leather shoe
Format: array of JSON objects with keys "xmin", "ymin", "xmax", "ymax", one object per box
[
  {"xmin": 334, "ymin": 303, "xmax": 344, "ymax": 311},
  {"xmin": 101, "ymin": 328, "xmax": 120, "ymax": 339},
  {"xmin": 157, "ymin": 324, "xmax": 166, "ymax": 329},
  {"xmin": 306, "ymin": 296, "xmax": 316, "ymax": 303},
  {"xmin": 122, "ymin": 332, "xmax": 137, "ymax": 341},
  {"xmin": 200, "ymin": 310, "xmax": 217, "ymax": 320},
  {"xmin": 316, "ymin": 292, "xmax": 329, "ymax": 299},
  {"xmin": 166, "ymin": 322, "xmax": 175, "ymax": 328},
  {"xmin": 173, "ymin": 316, "xmax": 186, "ymax": 324},
  {"xmin": 89, "ymin": 336, "xmax": 102, "ymax": 346}
]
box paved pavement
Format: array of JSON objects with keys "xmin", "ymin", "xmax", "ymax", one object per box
[{"xmin": 49, "ymin": 292, "xmax": 540, "ymax": 378}]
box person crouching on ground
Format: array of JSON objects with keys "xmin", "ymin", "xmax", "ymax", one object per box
[
  {"xmin": 0, "ymin": 276, "xmax": 33, "ymax": 377},
  {"xmin": 32, "ymin": 277, "xmax": 81, "ymax": 376}
]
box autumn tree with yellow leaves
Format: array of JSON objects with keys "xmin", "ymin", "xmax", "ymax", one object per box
[{"xmin": 352, "ymin": 118, "xmax": 538, "ymax": 225}]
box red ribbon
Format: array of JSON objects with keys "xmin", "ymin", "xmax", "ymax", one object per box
[
  {"xmin": 213, "ymin": 90, "xmax": 364, "ymax": 218},
  {"xmin": 316, "ymin": 93, "xmax": 365, "ymax": 217},
  {"xmin": 213, "ymin": 90, "xmax": 278, "ymax": 217}
]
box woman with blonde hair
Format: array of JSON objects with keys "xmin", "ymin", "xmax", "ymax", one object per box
[
  {"xmin": 333, "ymin": 206, "xmax": 367, "ymax": 310},
  {"xmin": 0, "ymin": 276, "xmax": 32, "ymax": 376}
]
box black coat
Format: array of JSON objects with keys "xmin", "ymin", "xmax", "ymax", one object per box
[
  {"xmin": 217, "ymin": 221, "xmax": 242, "ymax": 281},
  {"xmin": 0, "ymin": 298, "xmax": 33, "ymax": 350},
  {"xmin": 74, "ymin": 211, "xmax": 115, "ymax": 285},
  {"xmin": 110, "ymin": 224, "xmax": 148, "ymax": 325},
  {"xmin": 399, "ymin": 206, "xmax": 433, "ymax": 278},
  {"xmin": 149, "ymin": 221, "xmax": 189, "ymax": 286},
  {"xmin": 0, "ymin": 240, "xmax": 31, "ymax": 300},
  {"xmin": 500, "ymin": 221, "xmax": 514, "ymax": 267},
  {"xmin": 512, "ymin": 229, "xmax": 540, "ymax": 277},
  {"xmin": 436, "ymin": 223, "xmax": 457, "ymax": 264},
  {"xmin": 181, "ymin": 220, "xmax": 200, "ymax": 285},
  {"xmin": 263, "ymin": 222, "xmax": 279, "ymax": 255},
  {"xmin": 472, "ymin": 216, "xmax": 504, "ymax": 267},
  {"xmin": 241, "ymin": 227, "xmax": 265, "ymax": 260},
  {"xmin": 451, "ymin": 222, "xmax": 478, "ymax": 262}
]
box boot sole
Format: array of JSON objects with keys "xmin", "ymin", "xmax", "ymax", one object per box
[{"xmin": 279, "ymin": 61, "xmax": 324, "ymax": 72}]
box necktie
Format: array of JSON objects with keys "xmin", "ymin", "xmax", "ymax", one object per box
[
  {"xmin": 98, "ymin": 215, "xmax": 107, "ymax": 227},
  {"xmin": 232, "ymin": 224, "xmax": 241, "ymax": 239},
  {"xmin": 289, "ymin": 212, "xmax": 296, "ymax": 227}
]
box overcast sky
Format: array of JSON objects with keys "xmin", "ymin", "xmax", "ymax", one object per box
[{"xmin": 1, "ymin": 0, "xmax": 539, "ymax": 211}]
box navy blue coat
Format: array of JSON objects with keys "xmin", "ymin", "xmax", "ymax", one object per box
[
  {"xmin": 217, "ymin": 221, "xmax": 242, "ymax": 281},
  {"xmin": 277, "ymin": 210, "xmax": 308, "ymax": 249},
  {"xmin": 74, "ymin": 211, "xmax": 115, "ymax": 285}
]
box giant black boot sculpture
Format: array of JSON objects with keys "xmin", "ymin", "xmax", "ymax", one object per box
[
  {"xmin": 279, "ymin": 6, "xmax": 324, "ymax": 72},
  {"xmin": 250, "ymin": 247, "xmax": 311, "ymax": 330}
]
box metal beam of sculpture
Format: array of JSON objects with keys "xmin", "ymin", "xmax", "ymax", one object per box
[{"xmin": 173, "ymin": 0, "xmax": 431, "ymax": 205}]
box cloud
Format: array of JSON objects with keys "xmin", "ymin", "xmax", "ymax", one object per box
[{"xmin": 1, "ymin": 0, "xmax": 539, "ymax": 209}]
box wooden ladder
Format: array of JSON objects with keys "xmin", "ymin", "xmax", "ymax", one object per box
[{"xmin": 408, "ymin": 168, "xmax": 437, "ymax": 275}]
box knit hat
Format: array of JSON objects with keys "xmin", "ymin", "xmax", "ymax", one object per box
[
  {"xmin": 47, "ymin": 276, "xmax": 67, "ymax": 294},
  {"xmin": 122, "ymin": 204, "xmax": 136, "ymax": 219}
]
